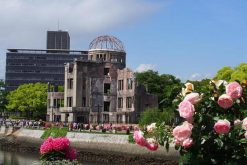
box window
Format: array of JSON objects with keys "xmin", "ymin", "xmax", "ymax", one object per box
[
  {"xmin": 126, "ymin": 97, "xmax": 133, "ymax": 108},
  {"xmin": 65, "ymin": 114, "xmax": 69, "ymax": 122},
  {"xmin": 48, "ymin": 99, "xmax": 50, "ymax": 108},
  {"xmin": 67, "ymin": 78, "xmax": 73, "ymax": 89},
  {"xmin": 118, "ymin": 97, "xmax": 123, "ymax": 108},
  {"xmin": 127, "ymin": 78, "xmax": 133, "ymax": 90},
  {"xmin": 82, "ymin": 78, "xmax": 86, "ymax": 89},
  {"xmin": 117, "ymin": 115, "xmax": 122, "ymax": 123},
  {"xmin": 104, "ymin": 68, "xmax": 110, "ymax": 76},
  {"xmin": 53, "ymin": 99, "xmax": 57, "ymax": 107},
  {"xmin": 82, "ymin": 97, "xmax": 86, "ymax": 107},
  {"xmin": 104, "ymin": 83, "xmax": 111, "ymax": 94},
  {"xmin": 67, "ymin": 97, "xmax": 73, "ymax": 107},
  {"xmin": 104, "ymin": 101, "xmax": 110, "ymax": 112},
  {"xmin": 61, "ymin": 99, "xmax": 64, "ymax": 107},
  {"xmin": 56, "ymin": 99, "xmax": 64, "ymax": 108},
  {"xmin": 57, "ymin": 99, "xmax": 60, "ymax": 108},
  {"xmin": 118, "ymin": 80, "xmax": 123, "ymax": 91}
]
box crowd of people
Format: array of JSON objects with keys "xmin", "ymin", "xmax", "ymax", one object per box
[
  {"xmin": 0, "ymin": 118, "xmax": 135, "ymax": 133},
  {"xmin": 0, "ymin": 118, "xmax": 44, "ymax": 128}
]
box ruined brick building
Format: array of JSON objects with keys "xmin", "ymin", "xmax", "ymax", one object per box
[{"xmin": 47, "ymin": 35, "xmax": 158, "ymax": 124}]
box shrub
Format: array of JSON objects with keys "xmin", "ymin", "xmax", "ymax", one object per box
[
  {"xmin": 41, "ymin": 127, "xmax": 68, "ymax": 139},
  {"xmin": 9, "ymin": 115, "xmax": 26, "ymax": 120},
  {"xmin": 40, "ymin": 137, "xmax": 76, "ymax": 161},
  {"xmin": 128, "ymin": 134, "xmax": 135, "ymax": 144},
  {"xmin": 138, "ymin": 108, "xmax": 174, "ymax": 127},
  {"xmin": 134, "ymin": 80, "xmax": 247, "ymax": 164}
]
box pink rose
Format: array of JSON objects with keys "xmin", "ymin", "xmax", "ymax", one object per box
[
  {"xmin": 226, "ymin": 82, "xmax": 243, "ymax": 99},
  {"xmin": 52, "ymin": 137, "xmax": 70, "ymax": 151},
  {"xmin": 214, "ymin": 119, "xmax": 231, "ymax": 134},
  {"xmin": 182, "ymin": 138, "xmax": 193, "ymax": 148},
  {"xmin": 234, "ymin": 119, "xmax": 242, "ymax": 126},
  {"xmin": 184, "ymin": 93, "xmax": 201, "ymax": 104},
  {"xmin": 242, "ymin": 117, "xmax": 247, "ymax": 130},
  {"xmin": 174, "ymin": 139, "xmax": 182, "ymax": 146},
  {"xmin": 217, "ymin": 94, "xmax": 233, "ymax": 109},
  {"xmin": 178, "ymin": 100, "xmax": 195, "ymax": 119},
  {"xmin": 65, "ymin": 148, "xmax": 77, "ymax": 160},
  {"xmin": 145, "ymin": 138, "xmax": 158, "ymax": 151},
  {"xmin": 40, "ymin": 137, "xmax": 54, "ymax": 154},
  {"xmin": 173, "ymin": 121, "xmax": 193, "ymax": 141},
  {"xmin": 133, "ymin": 130, "xmax": 147, "ymax": 147}
]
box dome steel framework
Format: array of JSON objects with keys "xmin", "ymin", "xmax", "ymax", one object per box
[{"xmin": 89, "ymin": 35, "xmax": 125, "ymax": 52}]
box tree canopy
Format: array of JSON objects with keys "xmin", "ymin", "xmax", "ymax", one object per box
[
  {"xmin": 135, "ymin": 70, "xmax": 182, "ymax": 109},
  {"xmin": 214, "ymin": 63, "xmax": 247, "ymax": 82},
  {"xmin": 6, "ymin": 83, "xmax": 48, "ymax": 118},
  {"xmin": 138, "ymin": 108, "xmax": 174, "ymax": 126},
  {"xmin": 0, "ymin": 80, "xmax": 8, "ymax": 113}
]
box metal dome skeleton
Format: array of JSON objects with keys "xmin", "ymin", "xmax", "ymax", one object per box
[{"xmin": 89, "ymin": 35, "xmax": 125, "ymax": 52}]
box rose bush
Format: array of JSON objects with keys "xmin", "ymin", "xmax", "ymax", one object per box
[
  {"xmin": 134, "ymin": 80, "xmax": 247, "ymax": 164},
  {"xmin": 40, "ymin": 137, "xmax": 77, "ymax": 161}
]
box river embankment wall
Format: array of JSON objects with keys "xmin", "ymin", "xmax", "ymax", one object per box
[{"xmin": 0, "ymin": 126, "xmax": 178, "ymax": 165}]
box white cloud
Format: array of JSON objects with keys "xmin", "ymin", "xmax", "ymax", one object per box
[
  {"xmin": 189, "ymin": 73, "xmax": 212, "ymax": 81},
  {"xmin": 135, "ymin": 64, "xmax": 156, "ymax": 72},
  {"xmin": 0, "ymin": 0, "xmax": 162, "ymax": 79}
]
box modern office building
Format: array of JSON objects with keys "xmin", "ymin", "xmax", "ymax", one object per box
[
  {"xmin": 5, "ymin": 31, "xmax": 88, "ymax": 91},
  {"xmin": 47, "ymin": 35, "xmax": 158, "ymax": 124},
  {"xmin": 47, "ymin": 30, "xmax": 70, "ymax": 50}
]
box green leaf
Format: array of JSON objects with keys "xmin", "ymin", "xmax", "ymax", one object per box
[{"xmin": 239, "ymin": 138, "xmax": 247, "ymax": 143}]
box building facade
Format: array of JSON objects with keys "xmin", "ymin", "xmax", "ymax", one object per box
[
  {"xmin": 5, "ymin": 49, "xmax": 87, "ymax": 91},
  {"xmin": 47, "ymin": 30, "xmax": 70, "ymax": 50},
  {"xmin": 47, "ymin": 35, "xmax": 158, "ymax": 124},
  {"xmin": 5, "ymin": 30, "xmax": 88, "ymax": 91}
]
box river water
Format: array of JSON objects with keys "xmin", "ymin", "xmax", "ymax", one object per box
[{"xmin": 0, "ymin": 149, "xmax": 101, "ymax": 165}]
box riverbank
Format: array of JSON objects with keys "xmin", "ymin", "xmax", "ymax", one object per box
[{"xmin": 0, "ymin": 127, "xmax": 179, "ymax": 165}]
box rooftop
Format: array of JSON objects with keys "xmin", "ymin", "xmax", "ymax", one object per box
[
  {"xmin": 89, "ymin": 35, "xmax": 125, "ymax": 52},
  {"xmin": 7, "ymin": 49, "xmax": 88, "ymax": 55}
]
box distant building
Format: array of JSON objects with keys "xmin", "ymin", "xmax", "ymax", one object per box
[
  {"xmin": 47, "ymin": 30, "xmax": 70, "ymax": 50},
  {"xmin": 47, "ymin": 35, "xmax": 158, "ymax": 124},
  {"xmin": 5, "ymin": 31, "xmax": 87, "ymax": 91}
]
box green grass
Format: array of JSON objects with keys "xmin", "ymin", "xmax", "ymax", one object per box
[
  {"xmin": 41, "ymin": 127, "xmax": 68, "ymax": 139},
  {"xmin": 128, "ymin": 134, "xmax": 135, "ymax": 144}
]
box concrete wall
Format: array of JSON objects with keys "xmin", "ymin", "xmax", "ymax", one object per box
[{"xmin": 66, "ymin": 132, "xmax": 129, "ymax": 144}]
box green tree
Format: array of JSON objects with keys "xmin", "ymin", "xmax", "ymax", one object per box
[
  {"xmin": 214, "ymin": 66, "xmax": 234, "ymax": 81},
  {"xmin": 230, "ymin": 63, "xmax": 247, "ymax": 81},
  {"xmin": 0, "ymin": 80, "xmax": 8, "ymax": 114},
  {"xmin": 6, "ymin": 83, "xmax": 48, "ymax": 119},
  {"xmin": 214, "ymin": 63, "xmax": 247, "ymax": 82},
  {"xmin": 135, "ymin": 70, "xmax": 182, "ymax": 109},
  {"xmin": 138, "ymin": 108, "xmax": 174, "ymax": 126}
]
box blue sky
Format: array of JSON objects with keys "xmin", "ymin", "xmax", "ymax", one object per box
[
  {"xmin": 0, "ymin": 0, "xmax": 246, "ymax": 81},
  {"xmin": 114, "ymin": 0, "xmax": 247, "ymax": 80}
]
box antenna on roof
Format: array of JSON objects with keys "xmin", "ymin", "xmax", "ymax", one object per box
[{"xmin": 57, "ymin": 19, "xmax": 60, "ymax": 31}]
